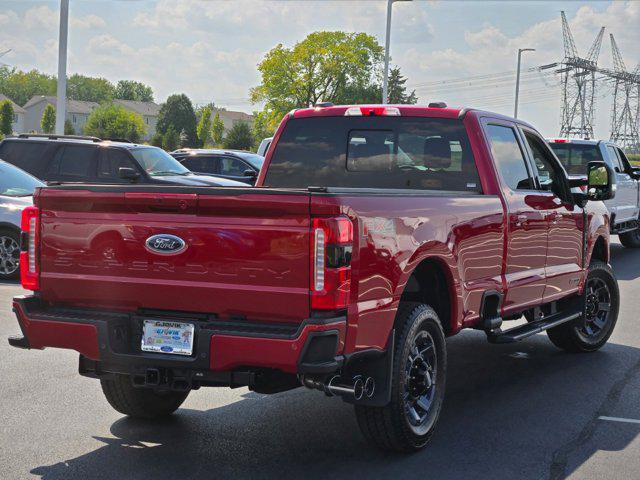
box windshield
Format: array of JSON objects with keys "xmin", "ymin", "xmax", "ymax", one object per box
[
  {"xmin": 237, "ymin": 153, "xmax": 264, "ymax": 170},
  {"xmin": 0, "ymin": 161, "xmax": 44, "ymax": 196},
  {"xmin": 130, "ymin": 147, "xmax": 190, "ymax": 176},
  {"xmin": 548, "ymin": 143, "xmax": 603, "ymax": 175}
]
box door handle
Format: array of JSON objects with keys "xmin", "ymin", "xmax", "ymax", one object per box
[{"xmin": 515, "ymin": 214, "xmax": 528, "ymax": 227}]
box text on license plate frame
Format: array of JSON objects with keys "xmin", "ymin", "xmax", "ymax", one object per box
[{"xmin": 141, "ymin": 320, "xmax": 195, "ymax": 356}]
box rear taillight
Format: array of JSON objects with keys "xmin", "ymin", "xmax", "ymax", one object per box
[
  {"xmin": 311, "ymin": 216, "xmax": 353, "ymax": 310},
  {"xmin": 20, "ymin": 206, "xmax": 40, "ymax": 291}
]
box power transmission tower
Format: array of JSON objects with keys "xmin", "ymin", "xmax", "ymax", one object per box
[
  {"xmin": 558, "ymin": 11, "xmax": 605, "ymax": 139},
  {"xmin": 608, "ymin": 34, "xmax": 640, "ymax": 153}
]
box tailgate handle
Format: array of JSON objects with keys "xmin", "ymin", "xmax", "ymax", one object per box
[{"xmin": 124, "ymin": 193, "xmax": 197, "ymax": 212}]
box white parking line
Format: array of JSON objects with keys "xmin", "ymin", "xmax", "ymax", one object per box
[{"xmin": 599, "ymin": 416, "xmax": 640, "ymax": 425}]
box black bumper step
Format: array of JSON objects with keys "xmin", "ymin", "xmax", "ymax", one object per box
[
  {"xmin": 487, "ymin": 310, "xmax": 582, "ymax": 344},
  {"xmin": 8, "ymin": 335, "xmax": 30, "ymax": 349}
]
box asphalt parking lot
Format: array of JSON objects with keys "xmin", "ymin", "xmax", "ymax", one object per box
[{"xmin": 1, "ymin": 239, "xmax": 639, "ymax": 480}]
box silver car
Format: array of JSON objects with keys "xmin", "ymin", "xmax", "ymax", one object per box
[{"xmin": 0, "ymin": 160, "xmax": 44, "ymax": 280}]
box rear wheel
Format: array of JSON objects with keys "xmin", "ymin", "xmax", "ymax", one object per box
[
  {"xmin": 100, "ymin": 374, "xmax": 189, "ymax": 419},
  {"xmin": 547, "ymin": 261, "xmax": 619, "ymax": 352},
  {"xmin": 355, "ymin": 303, "xmax": 446, "ymax": 452},
  {"xmin": 0, "ymin": 228, "xmax": 20, "ymax": 281},
  {"xmin": 619, "ymin": 228, "xmax": 640, "ymax": 248}
]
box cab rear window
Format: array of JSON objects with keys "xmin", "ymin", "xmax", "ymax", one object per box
[
  {"xmin": 264, "ymin": 117, "xmax": 481, "ymax": 192},
  {"xmin": 548, "ymin": 143, "xmax": 603, "ymax": 175}
]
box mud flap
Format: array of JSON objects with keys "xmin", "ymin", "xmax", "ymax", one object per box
[{"xmin": 340, "ymin": 330, "xmax": 395, "ymax": 407}]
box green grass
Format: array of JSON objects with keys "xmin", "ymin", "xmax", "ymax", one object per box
[{"xmin": 627, "ymin": 153, "xmax": 640, "ymax": 166}]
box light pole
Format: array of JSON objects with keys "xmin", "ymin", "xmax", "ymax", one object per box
[
  {"xmin": 382, "ymin": 0, "xmax": 411, "ymax": 104},
  {"xmin": 514, "ymin": 48, "xmax": 535, "ymax": 118},
  {"xmin": 55, "ymin": 0, "xmax": 69, "ymax": 135}
]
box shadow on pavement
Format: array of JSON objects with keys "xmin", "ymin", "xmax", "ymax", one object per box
[
  {"xmin": 30, "ymin": 333, "xmax": 640, "ymax": 480},
  {"xmin": 610, "ymin": 243, "xmax": 640, "ymax": 281}
]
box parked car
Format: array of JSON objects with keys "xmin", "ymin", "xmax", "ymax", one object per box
[
  {"xmin": 0, "ymin": 134, "xmax": 246, "ymax": 187},
  {"xmin": 0, "ymin": 160, "xmax": 44, "ymax": 280},
  {"xmin": 9, "ymin": 104, "xmax": 618, "ymax": 453},
  {"xmin": 548, "ymin": 138, "xmax": 640, "ymax": 247},
  {"xmin": 170, "ymin": 148, "xmax": 264, "ymax": 185},
  {"xmin": 257, "ymin": 136, "xmax": 273, "ymax": 157}
]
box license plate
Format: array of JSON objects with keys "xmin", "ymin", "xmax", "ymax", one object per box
[{"xmin": 141, "ymin": 320, "xmax": 195, "ymax": 356}]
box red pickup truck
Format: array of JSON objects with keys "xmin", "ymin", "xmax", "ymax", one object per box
[{"xmin": 9, "ymin": 104, "xmax": 619, "ymax": 452}]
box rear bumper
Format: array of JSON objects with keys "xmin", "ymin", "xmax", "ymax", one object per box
[{"xmin": 8, "ymin": 295, "xmax": 346, "ymax": 376}]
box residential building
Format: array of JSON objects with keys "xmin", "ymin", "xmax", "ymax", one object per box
[
  {"xmin": 0, "ymin": 94, "xmax": 26, "ymax": 134},
  {"xmin": 213, "ymin": 108, "xmax": 254, "ymax": 134},
  {"xmin": 23, "ymin": 96, "xmax": 98, "ymax": 135},
  {"xmin": 114, "ymin": 99, "xmax": 161, "ymax": 141}
]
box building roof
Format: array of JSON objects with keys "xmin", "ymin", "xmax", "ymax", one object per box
[
  {"xmin": 214, "ymin": 108, "xmax": 254, "ymax": 123},
  {"xmin": 114, "ymin": 99, "xmax": 161, "ymax": 116},
  {"xmin": 0, "ymin": 94, "xmax": 26, "ymax": 114},
  {"xmin": 23, "ymin": 95, "xmax": 99, "ymax": 115}
]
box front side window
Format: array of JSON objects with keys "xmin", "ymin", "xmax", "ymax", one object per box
[
  {"xmin": 130, "ymin": 147, "xmax": 190, "ymax": 176},
  {"xmin": 220, "ymin": 157, "xmax": 248, "ymax": 176},
  {"xmin": 98, "ymin": 149, "xmax": 136, "ymax": 182},
  {"xmin": 485, "ymin": 124, "xmax": 532, "ymax": 190},
  {"xmin": 265, "ymin": 116, "xmax": 481, "ymax": 192}
]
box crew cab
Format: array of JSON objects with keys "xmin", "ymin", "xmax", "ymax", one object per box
[
  {"xmin": 549, "ymin": 138, "xmax": 640, "ymax": 247},
  {"xmin": 8, "ymin": 104, "xmax": 619, "ymax": 452}
]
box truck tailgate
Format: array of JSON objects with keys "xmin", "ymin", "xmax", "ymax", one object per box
[{"xmin": 37, "ymin": 188, "xmax": 311, "ymax": 323}]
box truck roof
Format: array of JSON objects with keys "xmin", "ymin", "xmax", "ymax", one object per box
[
  {"xmin": 547, "ymin": 138, "xmax": 610, "ymax": 146},
  {"xmin": 291, "ymin": 104, "xmax": 539, "ymax": 131}
]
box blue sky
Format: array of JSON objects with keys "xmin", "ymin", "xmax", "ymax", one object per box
[{"xmin": 0, "ymin": 1, "xmax": 638, "ymax": 138}]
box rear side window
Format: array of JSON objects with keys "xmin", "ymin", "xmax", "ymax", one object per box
[
  {"xmin": 485, "ymin": 124, "xmax": 532, "ymax": 190},
  {"xmin": 49, "ymin": 145, "xmax": 98, "ymax": 179},
  {"xmin": 606, "ymin": 146, "xmax": 624, "ymax": 172},
  {"xmin": 265, "ymin": 117, "xmax": 481, "ymax": 192},
  {"xmin": 0, "ymin": 141, "xmax": 52, "ymax": 178}
]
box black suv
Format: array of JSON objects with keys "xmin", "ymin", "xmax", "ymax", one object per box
[
  {"xmin": 0, "ymin": 135, "xmax": 246, "ymax": 186},
  {"xmin": 170, "ymin": 149, "xmax": 264, "ymax": 185}
]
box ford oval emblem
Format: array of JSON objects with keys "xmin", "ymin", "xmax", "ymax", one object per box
[{"xmin": 145, "ymin": 234, "xmax": 187, "ymax": 255}]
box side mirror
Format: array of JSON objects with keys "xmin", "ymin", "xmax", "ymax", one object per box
[
  {"xmin": 586, "ymin": 161, "xmax": 615, "ymax": 201},
  {"xmin": 243, "ymin": 169, "xmax": 257, "ymax": 178},
  {"xmin": 118, "ymin": 167, "xmax": 140, "ymax": 182},
  {"xmin": 629, "ymin": 166, "xmax": 640, "ymax": 180}
]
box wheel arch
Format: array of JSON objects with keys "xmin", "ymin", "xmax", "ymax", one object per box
[
  {"xmin": 589, "ymin": 234, "xmax": 609, "ymax": 265},
  {"xmin": 397, "ymin": 256, "xmax": 458, "ymax": 336}
]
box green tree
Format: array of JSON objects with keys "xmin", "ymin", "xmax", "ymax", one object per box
[
  {"xmin": 67, "ymin": 74, "xmax": 115, "ymax": 103},
  {"xmin": 41, "ymin": 104, "xmax": 56, "ymax": 133},
  {"xmin": 386, "ymin": 67, "xmax": 417, "ymax": 104},
  {"xmin": 150, "ymin": 132, "xmax": 164, "ymax": 148},
  {"xmin": 251, "ymin": 31, "xmax": 384, "ymax": 129},
  {"xmin": 162, "ymin": 127, "xmax": 179, "ymax": 152},
  {"xmin": 0, "ymin": 100, "xmax": 14, "ymax": 135},
  {"xmin": 64, "ymin": 119, "xmax": 75, "ymax": 135},
  {"xmin": 156, "ymin": 94, "xmax": 198, "ymax": 147},
  {"xmin": 251, "ymin": 110, "xmax": 272, "ymax": 150},
  {"xmin": 0, "ymin": 66, "xmax": 56, "ymax": 106},
  {"xmin": 114, "ymin": 80, "xmax": 154, "ymax": 102},
  {"xmin": 223, "ymin": 121, "xmax": 254, "ymax": 150},
  {"xmin": 196, "ymin": 105, "xmax": 213, "ymax": 146},
  {"xmin": 84, "ymin": 103, "xmax": 146, "ymax": 143},
  {"xmin": 211, "ymin": 112, "xmax": 225, "ymax": 146}
]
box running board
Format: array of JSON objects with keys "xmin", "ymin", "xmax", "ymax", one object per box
[{"xmin": 487, "ymin": 311, "xmax": 582, "ymax": 344}]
